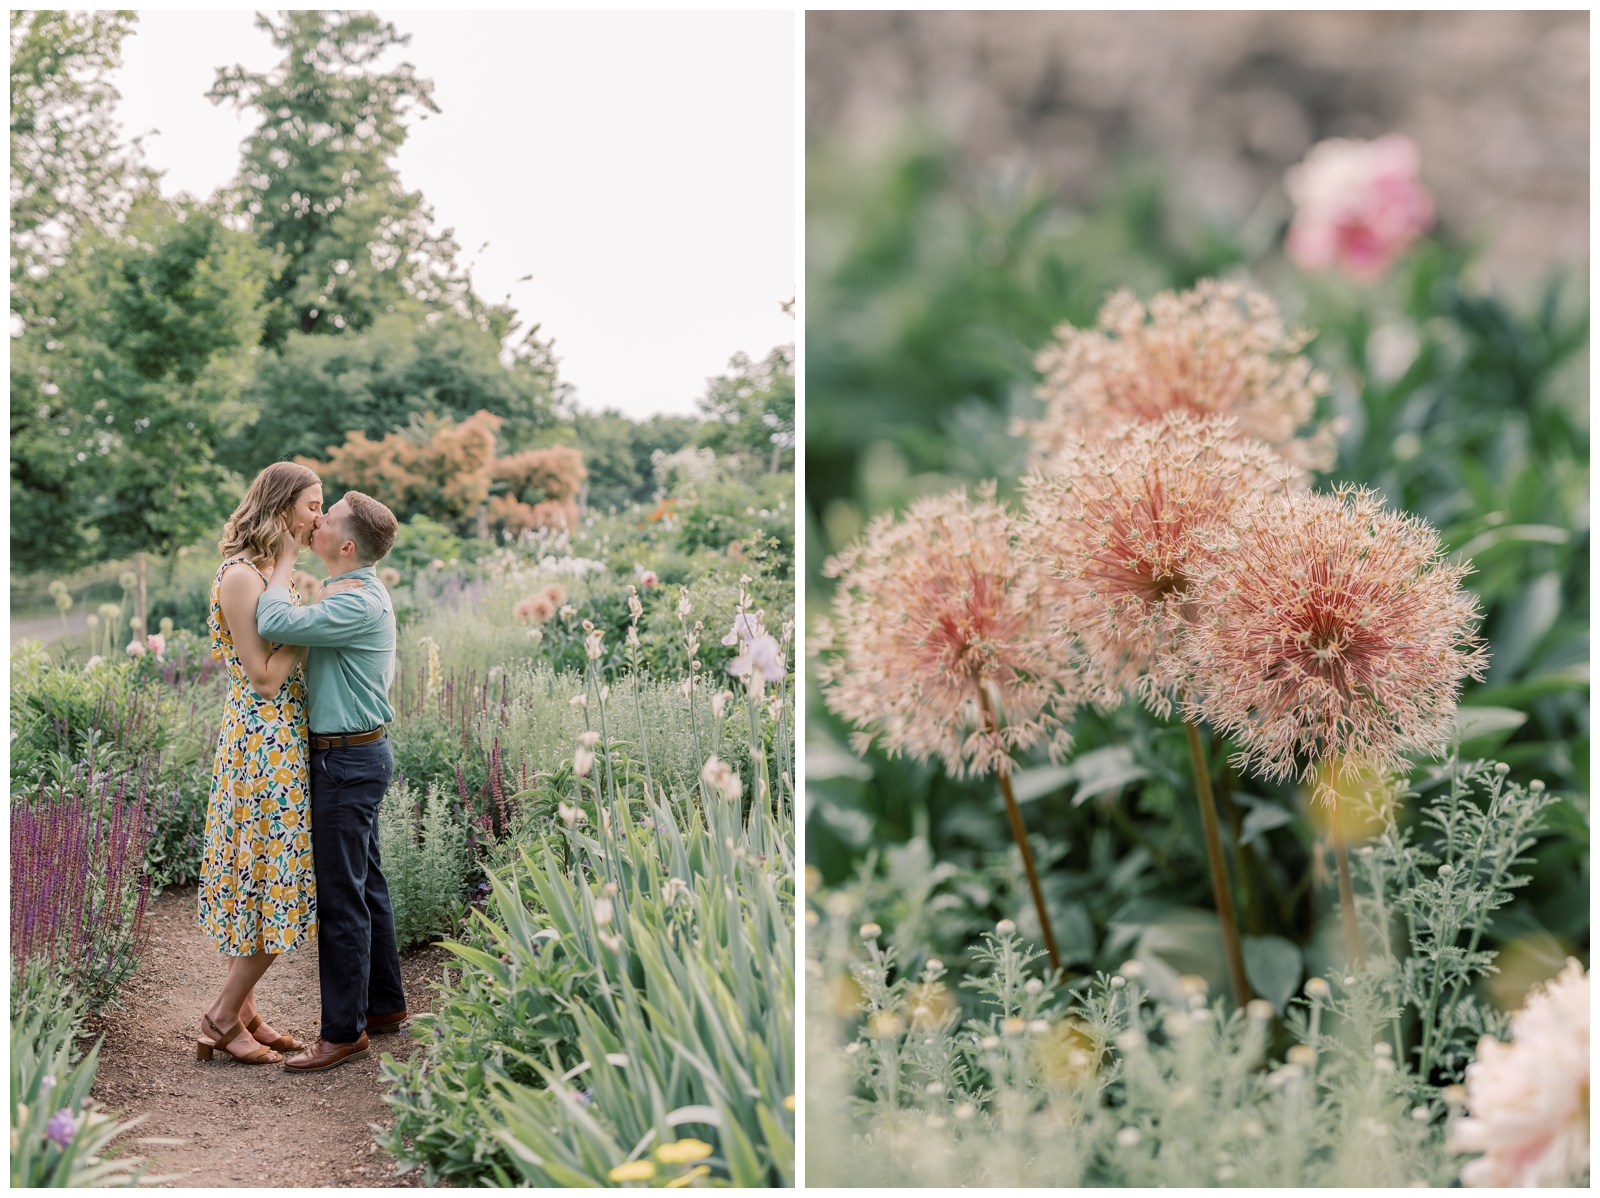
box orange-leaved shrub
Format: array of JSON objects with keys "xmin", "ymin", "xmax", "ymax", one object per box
[{"xmin": 302, "ymin": 410, "xmax": 585, "ymax": 536}]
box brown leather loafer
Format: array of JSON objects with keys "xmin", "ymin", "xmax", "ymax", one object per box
[
  {"xmin": 366, "ymin": 1009, "xmax": 409, "ymax": 1035},
  {"xmin": 282, "ymin": 1033, "xmax": 370, "ymax": 1073}
]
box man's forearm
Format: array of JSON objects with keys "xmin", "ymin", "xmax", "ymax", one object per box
[{"xmin": 257, "ymin": 588, "xmax": 370, "ymax": 647}]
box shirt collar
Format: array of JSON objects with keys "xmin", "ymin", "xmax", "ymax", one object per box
[{"xmin": 328, "ymin": 565, "xmax": 378, "ymax": 583}]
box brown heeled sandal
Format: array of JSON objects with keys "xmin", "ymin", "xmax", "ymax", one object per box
[
  {"xmin": 245, "ymin": 1013, "xmax": 304, "ymax": 1052},
  {"xmin": 197, "ymin": 1013, "xmax": 282, "ymax": 1064}
]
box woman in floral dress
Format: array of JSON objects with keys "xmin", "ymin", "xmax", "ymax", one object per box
[{"xmin": 196, "ymin": 462, "xmax": 337, "ymax": 1064}]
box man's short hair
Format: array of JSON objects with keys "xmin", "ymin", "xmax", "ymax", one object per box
[{"xmin": 341, "ymin": 491, "xmax": 399, "ymax": 564}]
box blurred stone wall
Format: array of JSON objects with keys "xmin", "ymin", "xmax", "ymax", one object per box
[{"xmin": 807, "ymin": 11, "xmax": 1588, "ymax": 286}]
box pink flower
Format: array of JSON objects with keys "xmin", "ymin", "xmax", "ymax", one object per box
[
  {"xmin": 1182, "ymin": 485, "xmax": 1487, "ymax": 800},
  {"xmin": 1451, "ymin": 959, "xmax": 1589, "ymax": 1187},
  {"xmin": 145, "ymin": 633, "xmax": 166, "ymax": 659},
  {"xmin": 639, "ymin": 570, "xmax": 658, "ymax": 587},
  {"xmin": 1027, "ymin": 279, "xmax": 1336, "ymax": 475},
  {"xmin": 1022, "ymin": 414, "xmax": 1292, "ymax": 717},
  {"xmin": 1285, "ymin": 134, "xmax": 1434, "ymax": 281},
  {"xmin": 125, "ymin": 639, "xmax": 145, "ymax": 657},
  {"xmin": 815, "ymin": 485, "xmax": 1083, "ymax": 779}
]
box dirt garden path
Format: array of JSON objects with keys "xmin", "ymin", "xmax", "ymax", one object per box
[{"xmin": 86, "ymin": 884, "xmax": 453, "ymax": 1188}]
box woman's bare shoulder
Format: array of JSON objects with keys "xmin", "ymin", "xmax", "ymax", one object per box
[{"xmin": 218, "ymin": 560, "xmax": 267, "ymax": 598}]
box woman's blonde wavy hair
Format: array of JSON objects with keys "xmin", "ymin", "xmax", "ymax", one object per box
[{"xmin": 218, "ymin": 462, "xmax": 321, "ymax": 566}]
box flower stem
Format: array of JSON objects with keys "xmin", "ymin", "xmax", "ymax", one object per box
[
  {"xmin": 977, "ymin": 688, "xmax": 1061, "ymax": 977},
  {"xmin": 1331, "ymin": 820, "xmax": 1364, "ymax": 970},
  {"xmin": 1183, "ymin": 720, "xmax": 1252, "ymax": 1007}
]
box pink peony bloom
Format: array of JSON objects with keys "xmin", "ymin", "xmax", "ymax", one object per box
[
  {"xmin": 1451, "ymin": 958, "xmax": 1589, "ymax": 1187},
  {"xmin": 145, "ymin": 633, "xmax": 166, "ymax": 658},
  {"xmin": 125, "ymin": 639, "xmax": 145, "ymax": 657},
  {"xmin": 1285, "ymin": 133, "xmax": 1434, "ymax": 281},
  {"xmin": 639, "ymin": 570, "xmax": 658, "ymax": 587}
]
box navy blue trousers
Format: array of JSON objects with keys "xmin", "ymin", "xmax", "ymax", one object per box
[{"xmin": 309, "ymin": 738, "xmax": 406, "ymax": 1043}]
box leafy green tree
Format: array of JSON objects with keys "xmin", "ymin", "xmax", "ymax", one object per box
[
  {"xmin": 208, "ymin": 11, "xmax": 469, "ymax": 345},
  {"xmin": 696, "ymin": 343, "xmax": 795, "ymax": 471},
  {"xmin": 10, "ymin": 10, "xmax": 151, "ymax": 287},
  {"xmin": 11, "ymin": 200, "xmax": 270, "ymax": 572},
  {"xmin": 224, "ymin": 310, "xmax": 564, "ymax": 473},
  {"xmin": 571, "ymin": 410, "xmax": 699, "ymax": 511}
]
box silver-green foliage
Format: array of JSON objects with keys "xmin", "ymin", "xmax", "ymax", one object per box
[
  {"xmin": 806, "ymin": 761, "xmax": 1554, "ymax": 1187},
  {"xmin": 379, "ymin": 779, "xmax": 470, "ymax": 951}
]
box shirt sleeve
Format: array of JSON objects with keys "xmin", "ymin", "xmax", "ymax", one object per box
[{"xmin": 256, "ymin": 585, "xmax": 377, "ymax": 647}]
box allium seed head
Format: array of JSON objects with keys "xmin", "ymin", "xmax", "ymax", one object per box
[
  {"xmin": 1182, "ymin": 485, "xmax": 1488, "ymax": 801},
  {"xmin": 1022, "ymin": 414, "xmax": 1291, "ymax": 716},
  {"xmin": 815, "ymin": 486, "xmax": 1082, "ymax": 778},
  {"xmin": 1025, "ymin": 279, "xmax": 1336, "ymax": 473}
]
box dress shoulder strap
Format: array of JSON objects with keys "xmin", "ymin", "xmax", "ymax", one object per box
[{"xmin": 217, "ymin": 556, "xmax": 269, "ymax": 586}]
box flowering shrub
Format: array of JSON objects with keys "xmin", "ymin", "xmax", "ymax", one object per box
[{"xmin": 10, "ymin": 779, "xmax": 153, "ymax": 1012}]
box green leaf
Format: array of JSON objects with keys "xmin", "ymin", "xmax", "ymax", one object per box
[{"xmin": 1242, "ymin": 935, "xmax": 1303, "ymax": 1012}]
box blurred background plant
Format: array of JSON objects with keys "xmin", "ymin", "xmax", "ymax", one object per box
[{"xmin": 806, "ymin": 10, "xmax": 1586, "ymax": 1020}]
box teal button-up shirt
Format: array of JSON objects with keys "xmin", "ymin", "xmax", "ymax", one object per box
[{"xmin": 256, "ymin": 566, "xmax": 396, "ymax": 736}]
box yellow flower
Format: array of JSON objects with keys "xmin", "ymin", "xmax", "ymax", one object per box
[
  {"xmin": 607, "ymin": 1160, "xmax": 656, "ymax": 1182},
  {"xmin": 782, "ymin": 1094, "xmax": 795, "ymax": 1111},
  {"xmin": 656, "ymin": 1139, "xmax": 713, "ymax": 1165},
  {"xmin": 665, "ymin": 1165, "xmax": 712, "ymax": 1188}
]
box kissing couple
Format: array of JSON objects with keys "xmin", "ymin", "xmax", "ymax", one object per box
[{"xmin": 193, "ymin": 461, "xmax": 408, "ymax": 1072}]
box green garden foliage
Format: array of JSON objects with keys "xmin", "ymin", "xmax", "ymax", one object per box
[
  {"xmin": 225, "ymin": 311, "xmax": 564, "ymax": 475},
  {"xmin": 379, "ymin": 781, "xmax": 471, "ymax": 951},
  {"xmin": 572, "ymin": 411, "xmax": 700, "ymax": 512},
  {"xmin": 10, "ymin": 995, "xmax": 157, "ymax": 1188},
  {"xmin": 807, "ymin": 763, "xmax": 1566, "ymax": 1186},
  {"xmin": 369, "ymin": 485, "xmax": 795, "ymax": 1186},
  {"xmin": 696, "ymin": 344, "xmax": 796, "ymax": 471},
  {"xmin": 805, "ymin": 137, "xmax": 1588, "ymax": 1007},
  {"xmin": 380, "ymin": 699, "xmax": 794, "ymax": 1187},
  {"xmin": 10, "ymin": 643, "xmax": 223, "ymax": 893}
]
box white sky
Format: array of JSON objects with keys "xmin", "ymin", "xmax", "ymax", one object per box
[{"xmin": 109, "ymin": 10, "xmax": 796, "ymax": 419}]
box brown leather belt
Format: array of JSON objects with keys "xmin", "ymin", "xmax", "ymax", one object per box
[{"xmin": 311, "ymin": 727, "xmax": 386, "ymax": 750}]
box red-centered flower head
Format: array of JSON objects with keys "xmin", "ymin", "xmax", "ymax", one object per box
[
  {"xmin": 814, "ymin": 485, "xmax": 1081, "ymax": 779},
  {"xmin": 1025, "ymin": 279, "xmax": 1337, "ymax": 475},
  {"xmin": 1022, "ymin": 415, "xmax": 1292, "ymax": 717},
  {"xmin": 1182, "ymin": 485, "xmax": 1488, "ymax": 801}
]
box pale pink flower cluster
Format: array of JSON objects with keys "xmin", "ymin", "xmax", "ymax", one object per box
[
  {"xmin": 1027, "ymin": 279, "xmax": 1336, "ymax": 475},
  {"xmin": 1451, "ymin": 958, "xmax": 1589, "ymax": 1188},
  {"xmin": 815, "ymin": 486, "xmax": 1081, "ymax": 779},
  {"xmin": 1285, "ymin": 133, "xmax": 1434, "ymax": 282},
  {"xmin": 513, "ymin": 581, "xmax": 566, "ymax": 625},
  {"xmin": 1022, "ymin": 415, "xmax": 1291, "ymax": 717},
  {"xmin": 1180, "ymin": 485, "xmax": 1487, "ymax": 800},
  {"xmin": 824, "ymin": 262, "xmax": 1486, "ymax": 802}
]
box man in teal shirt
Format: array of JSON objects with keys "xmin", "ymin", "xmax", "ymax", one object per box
[{"xmin": 257, "ymin": 489, "xmax": 407, "ymax": 1072}]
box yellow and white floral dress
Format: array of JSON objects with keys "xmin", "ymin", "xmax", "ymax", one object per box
[{"xmin": 197, "ymin": 557, "xmax": 317, "ymax": 955}]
